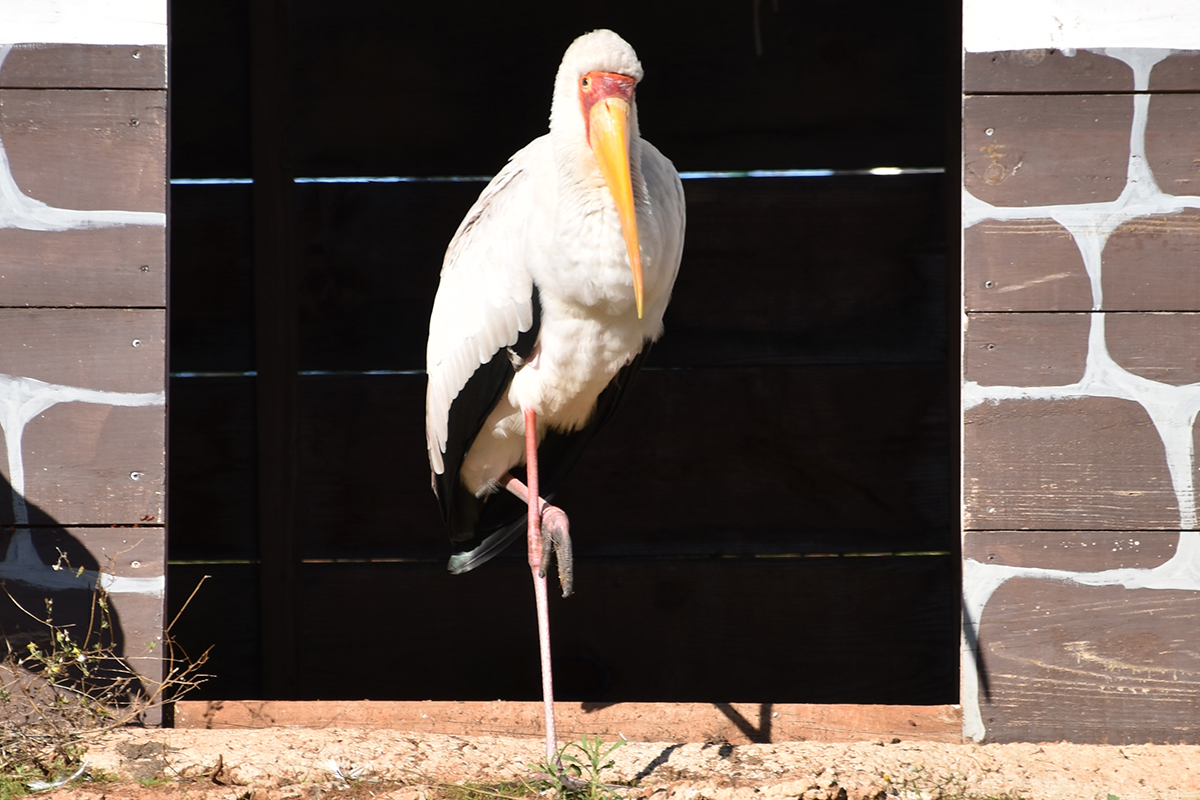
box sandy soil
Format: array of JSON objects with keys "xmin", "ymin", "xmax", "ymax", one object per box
[{"xmin": 38, "ymin": 728, "xmax": 1200, "ymax": 800}]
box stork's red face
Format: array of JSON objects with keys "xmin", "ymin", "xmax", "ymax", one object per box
[{"xmin": 580, "ymin": 70, "xmax": 643, "ymax": 318}]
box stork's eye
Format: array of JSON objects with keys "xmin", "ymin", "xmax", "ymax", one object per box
[{"xmin": 580, "ymin": 76, "xmax": 590, "ymax": 88}]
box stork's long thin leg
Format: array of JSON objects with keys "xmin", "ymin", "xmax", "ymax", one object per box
[{"xmin": 521, "ymin": 407, "xmax": 558, "ymax": 768}]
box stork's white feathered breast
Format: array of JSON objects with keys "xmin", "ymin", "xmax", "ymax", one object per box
[{"xmin": 426, "ymin": 29, "xmax": 685, "ymax": 506}]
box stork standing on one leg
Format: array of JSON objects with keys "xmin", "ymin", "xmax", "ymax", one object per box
[{"xmin": 425, "ymin": 29, "xmax": 685, "ymax": 764}]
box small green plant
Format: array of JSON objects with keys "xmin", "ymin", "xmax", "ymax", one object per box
[
  {"xmin": 529, "ymin": 735, "xmax": 628, "ymax": 800},
  {"xmin": 0, "ymin": 556, "xmax": 210, "ymax": 797}
]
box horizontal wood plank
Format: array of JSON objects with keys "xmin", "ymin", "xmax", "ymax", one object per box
[
  {"xmin": 963, "ymin": 218, "xmax": 1092, "ymax": 312},
  {"xmin": 964, "ymin": 49, "xmax": 1200, "ymax": 95},
  {"xmin": 964, "ymin": 95, "xmax": 1131, "ymax": 207},
  {"xmin": 167, "ymin": 564, "xmax": 261, "ymax": 700},
  {"xmin": 963, "ymin": 49, "xmax": 1134, "ymax": 95},
  {"xmin": 0, "ymin": 308, "xmax": 163, "ymax": 392},
  {"xmin": 285, "ymin": 2, "xmax": 946, "ymax": 177},
  {"xmin": 0, "ymin": 44, "xmax": 166, "ymax": 89},
  {"xmin": 293, "ymin": 364, "xmax": 952, "ymax": 560},
  {"xmin": 964, "ymin": 397, "xmax": 1178, "ymax": 531},
  {"xmin": 0, "ymin": 89, "xmax": 165, "ymax": 213},
  {"xmin": 168, "ymin": 185, "xmax": 255, "ymax": 373},
  {"xmin": 166, "ymin": 377, "xmax": 257, "ymax": 560},
  {"xmin": 964, "ymin": 312, "xmax": 1090, "ymax": 387},
  {"xmin": 1104, "ymin": 210, "xmax": 1200, "ymax": 310},
  {"xmin": 174, "ymin": 700, "xmax": 962, "ymax": 744},
  {"xmin": 0, "ymin": 526, "xmax": 163, "ymax": 707},
  {"xmin": 966, "ymin": 537, "xmax": 1200, "ymax": 744},
  {"xmin": 0, "ymin": 309, "xmax": 164, "ymax": 525},
  {"xmin": 963, "ymin": 530, "xmax": 1179, "ymax": 572},
  {"xmin": 285, "ymin": 557, "xmax": 957, "ymax": 704},
  {"xmin": 292, "ymin": 175, "xmax": 946, "ymax": 372},
  {"xmin": 0, "ymin": 225, "xmax": 164, "ymax": 308}
]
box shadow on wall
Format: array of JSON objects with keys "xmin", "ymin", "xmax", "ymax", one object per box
[{"xmin": 0, "ymin": 471, "xmax": 143, "ymax": 710}]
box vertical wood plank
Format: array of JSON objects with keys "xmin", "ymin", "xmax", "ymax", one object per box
[{"xmin": 250, "ymin": 0, "xmax": 300, "ymax": 698}]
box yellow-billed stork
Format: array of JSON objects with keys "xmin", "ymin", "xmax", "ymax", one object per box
[{"xmin": 425, "ymin": 29, "xmax": 685, "ymax": 764}]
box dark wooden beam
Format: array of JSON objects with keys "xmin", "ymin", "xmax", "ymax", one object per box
[{"xmin": 249, "ymin": 0, "xmax": 299, "ymax": 698}]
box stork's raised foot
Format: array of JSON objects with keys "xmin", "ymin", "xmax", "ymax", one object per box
[{"xmin": 541, "ymin": 505, "xmax": 573, "ymax": 597}]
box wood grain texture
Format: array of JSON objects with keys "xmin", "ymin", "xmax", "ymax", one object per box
[
  {"xmin": 963, "ymin": 218, "xmax": 1092, "ymax": 312},
  {"xmin": 1149, "ymin": 51, "xmax": 1200, "ymax": 93},
  {"xmin": 963, "ymin": 95, "xmax": 1132, "ymax": 207},
  {"xmin": 0, "ymin": 309, "xmax": 163, "ymax": 392},
  {"xmin": 0, "ymin": 526, "xmax": 164, "ymax": 704},
  {"xmin": 0, "ymin": 45, "xmax": 166, "ymax": 89},
  {"xmin": 964, "ymin": 397, "xmax": 1178, "ymax": 531},
  {"xmin": 1103, "ymin": 209, "xmax": 1200, "ymax": 310},
  {"xmin": 963, "ymin": 530, "xmax": 1178, "ymax": 572},
  {"xmin": 970, "ymin": 565, "xmax": 1200, "ymax": 744},
  {"xmin": 0, "ymin": 89, "xmax": 165, "ymax": 213},
  {"xmin": 963, "ymin": 49, "xmax": 1134, "ymax": 95},
  {"xmin": 0, "ymin": 226, "xmax": 164, "ymax": 307},
  {"xmin": 1106, "ymin": 313, "xmax": 1200, "ymax": 385},
  {"xmin": 292, "ymin": 364, "xmax": 951, "ymax": 560},
  {"xmin": 3, "ymin": 402, "xmax": 164, "ymax": 525},
  {"xmin": 174, "ymin": 700, "xmax": 963, "ymax": 744},
  {"xmin": 287, "ymin": 556, "xmax": 957, "ymax": 704},
  {"xmin": 964, "ymin": 313, "xmax": 1090, "ymax": 387},
  {"xmin": 1146, "ymin": 95, "xmax": 1200, "ymax": 196}
]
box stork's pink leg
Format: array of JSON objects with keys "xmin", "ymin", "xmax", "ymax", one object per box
[{"xmin": 521, "ymin": 407, "xmax": 558, "ymax": 767}]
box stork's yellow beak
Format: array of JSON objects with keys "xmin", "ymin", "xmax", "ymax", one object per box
[{"xmin": 588, "ymin": 96, "xmax": 643, "ymax": 318}]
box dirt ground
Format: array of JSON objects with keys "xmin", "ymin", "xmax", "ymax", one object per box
[{"xmin": 35, "ymin": 728, "xmax": 1200, "ymax": 800}]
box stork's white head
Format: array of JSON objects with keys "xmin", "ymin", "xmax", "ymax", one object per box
[{"xmin": 549, "ymin": 30, "xmax": 647, "ymax": 318}]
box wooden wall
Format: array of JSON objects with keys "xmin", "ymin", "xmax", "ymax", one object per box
[
  {"xmin": 962, "ymin": 47, "xmax": 1200, "ymax": 743},
  {"xmin": 0, "ymin": 36, "xmax": 167, "ymax": 715},
  {"xmin": 168, "ymin": 0, "xmax": 959, "ymax": 709}
]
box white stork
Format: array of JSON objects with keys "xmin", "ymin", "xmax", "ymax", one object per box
[{"xmin": 425, "ymin": 29, "xmax": 685, "ymax": 764}]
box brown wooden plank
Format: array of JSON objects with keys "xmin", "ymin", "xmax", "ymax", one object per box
[
  {"xmin": 1106, "ymin": 313, "xmax": 1200, "ymax": 385},
  {"xmin": 964, "ymin": 49, "xmax": 1200, "ymax": 95},
  {"xmin": 1149, "ymin": 51, "xmax": 1200, "ymax": 93},
  {"xmin": 963, "ymin": 397, "xmax": 1177, "ymax": 531},
  {"xmin": 0, "ymin": 44, "xmax": 166, "ymax": 89},
  {"xmin": 167, "ymin": 564, "xmax": 261, "ymax": 701},
  {"xmin": 963, "ymin": 95, "xmax": 1131, "ymax": 207},
  {"xmin": 0, "ymin": 526, "xmax": 164, "ymax": 716},
  {"xmin": 285, "ymin": 557, "xmax": 957, "ymax": 704},
  {"xmin": 166, "ymin": 376, "xmax": 257, "ymax": 560},
  {"xmin": 294, "ymin": 174, "xmax": 947, "ymax": 372},
  {"xmin": 963, "ymin": 49, "xmax": 1134, "ymax": 95},
  {"xmin": 287, "ymin": 1, "xmax": 946, "ymax": 176},
  {"xmin": 173, "ymin": 700, "xmax": 962, "ymax": 744},
  {"xmin": 963, "ymin": 530, "xmax": 1178, "ymax": 572},
  {"xmin": 964, "ymin": 312, "xmax": 1089, "ymax": 387},
  {"xmin": 168, "ymin": 184, "xmax": 254, "ymax": 372},
  {"xmin": 250, "ymin": 0, "xmax": 301, "ymax": 699},
  {"xmin": 1103, "ymin": 209, "xmax": 1200, "ymax": 311},
  {"xmin": 0, "ymin": 89, "xmax": 165, "ymax": 213},
  {"xmin": 0, "ymin": 226, "xmax": 164, "ymax": 308},
  {"xmin": 965, "ymin": 533, "xmax": 1200, "ymax": 744},
  {"xmin": 1146, "ymin": 95, "xmax": 1200, "ymax": 196},
  {"xmin": 0, "ymin": 309, "xmax": 164, "ymax": 525},
  {"xmin": 0, "ymin": 308, "xmax": 163, "ymax": 392},
  {"xmin": 169, "ymin": 0, "xmax": 252, "ymax": 178},
  {"xmin": 295, "ymin": 364, "xmax": 951, "ymax": 560},
  {"xmin": 963, "ymin": 218, "xmax": 1092, "ymax": 312}
]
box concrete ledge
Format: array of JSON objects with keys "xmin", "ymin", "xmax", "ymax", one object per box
[{"xmin": 173, "ymin": 701, "xmax": 963, "ymax": 744}]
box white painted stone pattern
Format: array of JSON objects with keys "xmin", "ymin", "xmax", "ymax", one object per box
[{"xmin": 962, "ymin": 49, "xmax": 1200, "ymax": 742}]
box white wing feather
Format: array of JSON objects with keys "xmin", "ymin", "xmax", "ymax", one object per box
[{"xmin": 425, "ymin": 138, "xmax": 546, "ymax": 475}]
